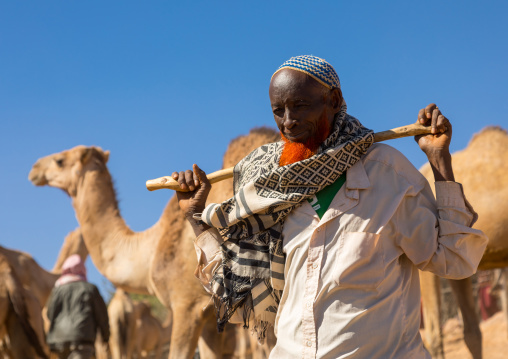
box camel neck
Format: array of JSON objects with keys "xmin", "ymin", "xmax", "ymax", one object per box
[{"xmin": 71, "ymin": 167, "xmax": 156, "ymax": 294}]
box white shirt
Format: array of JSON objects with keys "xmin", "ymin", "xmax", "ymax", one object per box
[{"xmin": 194, "ymin": 143, "xmax": 488, "ymax": 359}]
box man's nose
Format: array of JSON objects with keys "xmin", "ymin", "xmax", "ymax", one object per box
[{"xmin": 283, "ymin": 110, "xmax": 297, "ymax": 129}]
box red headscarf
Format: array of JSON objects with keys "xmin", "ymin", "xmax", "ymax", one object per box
[{"xmin": 55, "ymin": 254, "xmax": 87, "ymax": 287}]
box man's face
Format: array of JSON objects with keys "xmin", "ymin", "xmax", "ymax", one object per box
[{"xmin": 269, "ymin": 69, "xmax": 341, "ymax": 145}]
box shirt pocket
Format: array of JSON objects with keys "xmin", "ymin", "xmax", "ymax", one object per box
[{"xmin": 333, "ymin": 232, "xmax": 385, "ymax": 289}]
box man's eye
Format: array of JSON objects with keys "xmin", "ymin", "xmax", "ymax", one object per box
[{"xmin": 273, "ymin": 109, "xmax": 284, "ymax": 117}]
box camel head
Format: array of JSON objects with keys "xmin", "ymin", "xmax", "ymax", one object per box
[{"xmin": 29, "ymin": 145, "xmax": 110, "ymax": 197}]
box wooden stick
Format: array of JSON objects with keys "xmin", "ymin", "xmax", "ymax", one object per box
[{"xmin": 146, "ymin": 123, "xmax": 434, "ymax": 191}]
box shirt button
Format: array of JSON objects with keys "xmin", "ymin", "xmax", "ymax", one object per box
[
  {"xmin": 312, "ymin": 263, "xmax": 318, "ymax": 269},
  {"xmin": 306, "ymin": 340, "xmax": 312, "ymax": 347},
  {"xmin": 306, "ymin": 302, "xmax": 312, "ymax": 309}
]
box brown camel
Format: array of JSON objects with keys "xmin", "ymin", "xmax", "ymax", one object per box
[
  {"xmin": 108, "ymin": 288, "xmax": 173, "ymax": 359},
  {"xmin": 0, "ymin": 254, "xmax": 48, "ymax": 359},
  {"xmin": 108, "ymin": 289, "xmax": 139, "ymax": 359},
  {"xmin": 0, "ymin": 228, "xmax": 86, "ymax": 310},
  {"xmin": 51, "ymin": 227, "xmax": 88, "ymax": 273},
  {"xmin": 419, "ymin": 126, "xmax": 508, "ymax": 359},
  {"xmin": 29, "ymin": 127, "xmax": 281, "ymax": 359},
  {"xmin": 0, "ymin": 228, "xmax": 88, "ymax": 358},
  {"xmin": 133, "ymin": 300, "xmax": 172, "ymax": 359}
]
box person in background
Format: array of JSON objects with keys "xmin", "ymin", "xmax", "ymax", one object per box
[{"xmin": 46, "ymin": 254, "xmax": 109, "ymax": 359}]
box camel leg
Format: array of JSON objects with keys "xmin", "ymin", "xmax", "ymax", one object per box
[
  {"xmin": 6, "ymin": 313, "xmax": 42, "ymax": 358},
  {"xmin": 197, "ymin": 314, "xmax": 224, "ymax": 359},
  {"xmin": 449, "ymin": 277, "xmax": 482, "ymax": 359},
  {"xmin": 154, "ymin": 341, "xmax": 163, "ymax": 359},
  {"xmin": 419, "ymin": 271, "xmax": 444, "ymax": 359},
  {"xmin": 109, "ymin": 322, "xmax": 122, "ymax": 359},
  {"xmin": 167, "ymin": 306, "xmax": 206, "ymax": 359}
]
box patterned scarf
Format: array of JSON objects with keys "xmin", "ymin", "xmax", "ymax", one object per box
[{"xmin": 199, "ymin": 104, "xmax": 374, "ymax": 338}]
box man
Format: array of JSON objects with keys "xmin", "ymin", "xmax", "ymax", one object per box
[
  {"xmin": 46, "ymin": 254, "xmax": 110, "ymax": 359},
  {"xmin": 174, "ymin": 55, "xmax": 487, "ymax": 358}
]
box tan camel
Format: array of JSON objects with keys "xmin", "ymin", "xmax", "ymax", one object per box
[
  {"xmin": 0, "ymin": 228, "xmax": 88, "ymax": 358},
  {"xmin": 52, "ymin": 228, "xmax": 88, "ymax": 273},
  {"xmin": 29, "ymin": 127, "xmax": 281, "ymax": 359},
  {"xmin": 419, "ymin": 126, "xmax": 508, "ymax": 359},
  {"xmin": 108, "ymin": 288, "xmax": 173, "ymax": 359},
  {"xmin": 0, "ymin": 228, "xmax": 87, "ymax": 309},
  {"xmin": 108, "ymin": 288, "xmax": 141, "ymax": 359},
  {"xmin": 0, "ymin": 253, "xmax": 48, "ymax": 359},
  {"xmin": 133, "ymin": 300, "xmax": 172, "ymax": 359}
]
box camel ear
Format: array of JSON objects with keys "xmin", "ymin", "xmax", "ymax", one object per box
[
  {"xmin": 80, "ymin": 147, "xmax": 109, "ymax": 165},
  {"xmin": 91, "ymin": 146, "xmax": 110, "ymax": 164},
  {"xmin": 102, "ymin": 150, "xmax": 110, "ymax": 164},
  {"xmin": 80, "ymin": 148, "xmax": 94, "ymax": 164}
]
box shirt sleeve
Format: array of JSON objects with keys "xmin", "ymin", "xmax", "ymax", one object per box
[
  {"xmin": 193, "ymin": 228, "xmax": 224, "ymax": 295},
  {"xmin": 395, "ymin": 181, "xmax": 488, "ymax": 279}
]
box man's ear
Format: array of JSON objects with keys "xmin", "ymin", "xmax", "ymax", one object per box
[{"xmin": 330, "ymin": 88, "xmax": 343, "ymax": 111}]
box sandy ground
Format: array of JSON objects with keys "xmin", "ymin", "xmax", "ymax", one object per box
[{"xmin": 424, "ymin": 311, "xmax": 508, "ymax": 359}]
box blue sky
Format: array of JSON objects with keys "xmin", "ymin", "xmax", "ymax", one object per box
[{"xmin": 1, "ymin": 1, "xmax": 507, "ymax": 299}]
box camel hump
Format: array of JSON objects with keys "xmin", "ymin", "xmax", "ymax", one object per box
[
  {"xmin": 222, "ymin": 126, "xmax": 280, "ymax": 168},
  {"xmin": 470, "ymin": 125, "xmax": 507, "ymax": 142},
  {"xmin": 467, "ymin": 125, "xmax": 508, "ymax": 152},
  {"xmin": 0, "ymin": 260, "xmax": 48, "ymax": 359}
]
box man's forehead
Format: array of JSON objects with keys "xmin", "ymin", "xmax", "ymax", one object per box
[
  {"xmin": 270, "ymin": 68, "xmax": 323, "ymax": 90},
  {"xmin": 272, "ymin": 55, "xmax": 341, "ymax": 90}
]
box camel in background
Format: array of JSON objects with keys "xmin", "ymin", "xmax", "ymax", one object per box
[
  {"xmin": 0, "ymin": 228, "xmax": 86, "ymax": 310},
  {"xmin": 29, "ymin": 127, "xmax": 281, "ymax": 359},
  {"xmin": 0, "ymin": 228, "xmax": 88, "ymax": 358},
  {"xmin": 0, "ymin": 253, "xmax": 48, "ymax": 358},
  {"xmin": 133, "ymin": 300, "xmax": 172, "ymax": 359},
  {"xmin": 109, "ymin": 288, "xmax": 173, "ymax": 359},
  {"xmin": 108, "ymin": 289, "xmax": 139, "ymax": 359},
  {"xmin": 51, "ymin": 227, "xmax": 88, "ymax": 272},
  {"xmin": 419, "ymin": 126, "xmax": 508, "ymax": 359}
]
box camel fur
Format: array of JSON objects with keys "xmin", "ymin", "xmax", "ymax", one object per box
[
  {"xmin": 419, "ymin": 126, "xmax": 508, "ymax": 359},
  {"xmin": 0, "ymin": 228, "xmax": 88, "ymax": 358},
  {"xmin": 29, "ymin": 127, "xmax": 281, "ymax": 359},
  {"xmin": 108, "ymin": 289, "xmax": 139, "ymax": 359},
  {"xmin": 0, "ymin": 254, "xmax": 48, "ymax": 359},
  {"xmin": 133, "ymin": 300, "xmax": 172, "ymax": 359}
]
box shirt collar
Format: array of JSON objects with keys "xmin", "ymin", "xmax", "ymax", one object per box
[{"xmin": 346, "ymin": 159, "xmax": 371, "ymax": 190}]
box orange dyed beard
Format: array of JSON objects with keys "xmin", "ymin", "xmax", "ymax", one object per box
[{"xmin": 279, "ymin": 112, "xmax": 332, "ymax": 167}]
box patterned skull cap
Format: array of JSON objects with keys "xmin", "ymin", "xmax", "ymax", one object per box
[{"xmin": 272, "ymin": 55, "xmax": 341, "ymax": 89}]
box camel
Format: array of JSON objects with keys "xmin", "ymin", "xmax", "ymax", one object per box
[
  {"xmin": 133, "ymin": 300, "xmax": 172, "ymax": 359},
  {"xmin": 419, "ymin": 126, "xmax": 508, "ymax": 359},
  {"xmin": 0, "ymin": 253, "xmax": 48, "ymax": 359},
  {"xmin": 29, "ymin": 127, "xmax": 281, "ymax": 359},
  {"xmin": 108, "ymin": 288, "xmax": 173, "ymax": 359},
  {"xmin": 108, "ymin": 288, "xmax": 145, "ymax": 359},
  {"xmin": 0, "ymin": 228, "xmax": 88, "ymax": 358},
  {"xmin": 0, "ymin": 228, "xmax": 87, "ymax": 309},
  {"xmin": 52, "ymin": 227, "xmax": 88, "ymax": 272}
]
